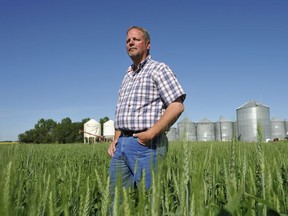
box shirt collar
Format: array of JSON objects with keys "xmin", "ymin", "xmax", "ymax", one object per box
[{"xmin": 127, "ymin": 55, "xmax": 151, "ymax": 73}]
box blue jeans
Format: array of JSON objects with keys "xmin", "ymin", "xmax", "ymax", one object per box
[{"xmin": 109, "ymin": 133, "xmax": 168, "ymax": 193}]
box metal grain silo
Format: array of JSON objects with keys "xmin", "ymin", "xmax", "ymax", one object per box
[
  {"xmin": 236, "ymin": 100, "xmax": 271, "ymax": 142},
  {"xmin": 233, "ymin": 121, "xmax": 238, "ymax": 140},
  {"xmin": 285, "ymin": 120, "xmax": 288, "ymax": 138},
  {"xmin": 177, "ymin": 117, "xmax": 196, "ymax": 141},
  {"xmin": 167, "ymin": 127, "xmax": 177, "ymax": 141},
  {"xmin": 197, "ymin": 118, "xmax": 215, "ymax": 141},
  {"xmin": 271, "ymin": 117, "xmax": 285, "ymax": 140},
  {"xmin": 215, "ymin": 116, "xmax": 233, "ymax": 141}
]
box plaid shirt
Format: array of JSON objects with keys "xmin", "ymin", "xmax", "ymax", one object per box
[{"xmin": 115, "ymin": 56, "xmax": 186, "ymax": 131}]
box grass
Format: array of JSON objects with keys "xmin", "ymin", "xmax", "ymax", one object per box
[
  {"xmin": 0, "ymin": 142, "xmax": 19, "ymax": 145},
  {"xmin": 0, "ymin": 141, "xmax": 288, "ymax": 215}
]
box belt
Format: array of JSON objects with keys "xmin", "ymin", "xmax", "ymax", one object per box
[{"xmin": 121, "ymin": 130, "xmax": 146, "ymax": 137}]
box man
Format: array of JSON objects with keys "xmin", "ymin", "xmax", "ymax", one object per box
[{"xmin": 108, "ymin": 26, "xmax": 186, "ymax": 191}]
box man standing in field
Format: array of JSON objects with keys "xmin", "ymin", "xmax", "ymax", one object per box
[{"xmin": 108, "ymin": 26, "xmax": 186, "ymax": 194}]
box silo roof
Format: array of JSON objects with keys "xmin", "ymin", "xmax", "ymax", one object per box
[
  {"xmin": 236, "ymin": 100, "xmax": 269, "ymax": 110},
  {"xmin": 179, "ymin": 117, "xmax": 192, "ymax": 123},
  {"xmin": 218, "ymin": 116, "xmax": 231, "ymax": 122},
  {"xmin": 199, "ymin": 118, "xmax": 212, "ymax": 123},
  {"xmin": 271, "ymin": 117, "xmax": 283, "ymax": 122},
  {"xmin": 104, "ymin": 119, "xmax": 114, "ymax": 125},
  {"xmin": 85, "ymin": 119, "xmax": 100, "ymax": 125}
]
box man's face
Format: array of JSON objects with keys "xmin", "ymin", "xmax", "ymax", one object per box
[{"xmin": 126, "ymin": 29, "xmax": 150, "ymax": 61}]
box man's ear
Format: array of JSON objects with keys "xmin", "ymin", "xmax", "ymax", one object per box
[{"xmin": 146, "ymin": 40, "xmax": 151, "ymax": 50}]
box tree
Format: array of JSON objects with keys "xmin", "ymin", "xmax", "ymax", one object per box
[
  {"xmin": 19, "ymin": 118, "xmax": 57, "ymax": 143},
  {"xmin": 54, "ymin": 117, "xmax": 74, "ymax": 143},
  {"xmin": 18, "ymin": 117, "xmax": 111, "ymax": 144},
  {"xmin": 18, "ymin": 129, "xmax": 37, "ymax": 143},
  {"xmin": 54, "ymin": 117, "xmax": 89, "ymax": 143},
  {"xmin": 34, "ymin": 118, "xmax": 57, "ymax": 143},
  {"xmin": 100, "ymin": 116, "xmax": 109, "ymax": 136}
]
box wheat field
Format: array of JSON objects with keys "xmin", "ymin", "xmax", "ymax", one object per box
[{"xmin": 0, "ymin": 140, "xmax": 287, "ymax": 215}]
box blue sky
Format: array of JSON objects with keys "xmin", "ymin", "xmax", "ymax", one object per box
[{"xmin": 1, "ymin": 0, "xmax": 287, "ymax": 141}]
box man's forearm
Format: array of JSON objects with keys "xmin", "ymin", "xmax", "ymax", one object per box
[{"xmin": 147, "ymin": 100, "xmax": 184, "ymax": 139}]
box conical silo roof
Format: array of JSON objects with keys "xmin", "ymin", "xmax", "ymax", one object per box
[
  {"xmin": 179, "ymin": 117, "xmax": 192, "ymax": 123},
  {"xmin": 271, "ymin": 117, "xmax": 283, "ymax": 121},
  {"xmin": 218, "ymin": 116, "xmax": 231, "ymax": 122},
  {"xmin": 236, "ymin": 100, "xmax": 269, "ymax": 110},
  {"xmin": 84, "ymin": 119, "xmax": 99, "ymax": 125},
  {"xmin": 199, "ymin": 118, "xmax": 212, "ymax": 123}
]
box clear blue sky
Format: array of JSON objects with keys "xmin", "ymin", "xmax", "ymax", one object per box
[{"xmin": 1, "ymin": 0, "xmax": 287, "ymax": 141}]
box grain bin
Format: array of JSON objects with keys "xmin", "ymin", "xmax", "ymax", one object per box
[
  {"xmin": 103, "ymin": 120, "xmax": 115, "ymax": 139},
  {"xmin": 271, "ymin": 117, "xmax": 285, "ymax": 140},
  {"xmin": 236, "ymin": 100, "xmax": 271, "ymax": 142},
  {"xmin": 197, "ymin": 118, "xmax": 215, "ymax": 141},
  {"xmin": 215, "ymin": 116, "xmax": 233, "ymax": 141},
  {"xmin": 84, "ymin": 119, "xmax": 101, "ymax": 143},
  {"xmin": 233, "ymin": 121, "xmax": 238, "ymax": 140},
  {"xmin": 177, "ymin": 117, "xmax": 196, "ymax": 141},
  {"xmin": 167, "ymin": 127, "xmax": 177, "ymax": 141},
  {"xmin": 285, "ymin": 120, "xmax": 288, "ymax": 137}
]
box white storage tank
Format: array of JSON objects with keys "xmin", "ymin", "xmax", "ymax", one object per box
[
  {"xmin": 271, "ymin": 117, "xmax": 285, "ymax": 140},
  {"xmin": 83, "ymin": 119, "xmax": 101, "ymax": 143},
  {"xmin": 236, "ymin": 100, "xmax": 271, "ymax": 142},
  {"xmin": 177, "ymin": 117, "xmax": 196, "ymax": 141},
  {"xmin": 197, "ymin": 118, "xmax": 215, "ymax": 141},
  {"xmin": 215, "ymin": 116, "xmax": 233, "ymax": 141},
  {"xmin": 103, "ymin": 120, "xmax": 115, "ymax": 139},
  {"xmin": 167, "ymin": 127, "xmax": 177, "ymax": 141}
]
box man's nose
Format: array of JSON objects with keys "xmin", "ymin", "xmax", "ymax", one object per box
[{"xmin": 128, "ymin": 39, "xmax": 134, "ymax": 46}]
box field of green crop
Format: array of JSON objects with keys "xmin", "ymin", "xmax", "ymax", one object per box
[{"xmin": 0, "ymin": 141, "xmax": 287, "ymax": 215}]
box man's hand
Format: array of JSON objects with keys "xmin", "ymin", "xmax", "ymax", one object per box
[
  {"xmin": 108, "ymin": 140, "xmax": 118, "ymax": 157},
  {"xmin": 133, "ymin": 130, "xmax": 154, "ymax": 146}
]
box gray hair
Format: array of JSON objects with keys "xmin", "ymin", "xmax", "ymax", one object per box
[{"xmin": 126, "ymin": 26, "xmax": 150, "ymax": 42}]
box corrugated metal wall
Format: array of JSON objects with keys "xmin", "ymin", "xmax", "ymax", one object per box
[
  {"xmin": 236, "ymin": 100, "xmax": 271, "ymax": 142},
  {"xmin": 197, "ymin": 118, "xmax": 215, "ymax": 141},
  {"xmin": 168, "ymin": 100, "xmax": 286, "ymax": 142},
  {"xmin": 177, "ymin": 118, "xmax": 197, "ymax": 141}
]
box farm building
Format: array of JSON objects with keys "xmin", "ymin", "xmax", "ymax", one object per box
[
  {"xmin": 215, "ymin": 116, "xmax": 234, "ymax": 141},
  {"xmin": 271, "ymin": 117, "xmax": 286, "ymax": 140},
  {"xmin": 236, "ymin": 100, "xmax": 271, "ymax": 142},
  {"xmin": 196, "ymin": 118, "xmax": 215, "ymax": 141},
  {"xmin": 86, "ymin": 100, "xmax": 286, "ymax": 142},
  {"xmin": 166, "ymin": 127, "xmax": 177, "ymax": 141},
  {"xmin": 177, "ymin": 117, "xmax": 197, "ymax": 141},
  {"xmin": 170, "ymin": 100, "xmax": 284, "ymax": 142},
  {"xmin": 285, "ymin": 120, "xmax": 288, "ymax": 137},
  {"xmin": 103, "ymin": 120, "xmax": 115, "ymax": 140},
  {"xmin": 83, "ymin": 119, "xmax": 101, "ymax": 144}
]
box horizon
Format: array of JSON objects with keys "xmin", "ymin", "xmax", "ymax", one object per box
[{"xmin": 2, "ymin": 98, "xmax": 287, "ymax": 142}]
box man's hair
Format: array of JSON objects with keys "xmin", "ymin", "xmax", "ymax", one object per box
[{"xmin": 126, "ymin": 26, "xmax": 150, "ymax": 42}]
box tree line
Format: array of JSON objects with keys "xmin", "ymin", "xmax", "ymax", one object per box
[{"xmin": 18, "ymin": 117, "xmax": 109, "ymax": 144}]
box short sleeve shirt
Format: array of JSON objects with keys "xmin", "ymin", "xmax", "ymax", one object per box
[{"xmin": 115, "ymin": 56, "xmax": 186, "ymax": 131}]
